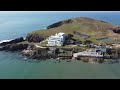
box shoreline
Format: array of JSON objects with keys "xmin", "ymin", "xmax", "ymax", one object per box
[
  {"xmin": 0, "ymin": 49, "xmax": 119, "ymax": 64},
  {"xmin": 1, "ymin": 17, "xmax": 120, "ymax": 64}
]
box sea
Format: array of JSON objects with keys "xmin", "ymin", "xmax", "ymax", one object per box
[{"xmin": 0, "ymin": 11, "xmax": 120, "ymax": 79}]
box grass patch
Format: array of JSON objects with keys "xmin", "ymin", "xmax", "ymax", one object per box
[
  {"xmin": 17, "ymin": 41, "xmax": 30, "ymax": 44},
  {"xmin": 36, "ymin": 40, "xmax": 48, "ymax": 47},
  {"xmin": 28, "ymin": 17, "xmax": 120, "ymax": 44}
]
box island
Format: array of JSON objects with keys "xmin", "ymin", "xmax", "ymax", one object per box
[{"xmin": 1, "ymin": 17, "xmax": 120, "ymax": 64}]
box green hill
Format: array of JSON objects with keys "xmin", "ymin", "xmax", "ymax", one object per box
[{"xmin": 27, "ymin": 17, "xmax": 120, "ymax": 44}]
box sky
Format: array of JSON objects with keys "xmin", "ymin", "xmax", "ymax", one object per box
[{"xmin": 0, "ymin": 11, "xmax": 119, "ymax": 14}]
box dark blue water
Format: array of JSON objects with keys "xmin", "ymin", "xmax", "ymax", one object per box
[{"xmin": 0, "ymin": 11, "xmax": 120, "ymax": 79}]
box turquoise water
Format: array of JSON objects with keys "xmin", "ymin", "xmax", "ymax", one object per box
[
  {"xmin": 0, "ymin": 11, "xmax": 120, "ymax": 79},
  {"xmin": 0, "ymin": 51, "xmax": 120, "ymax": 79}
]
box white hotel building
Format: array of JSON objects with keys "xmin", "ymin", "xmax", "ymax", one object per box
[{"xmin": 47, "ymin": 32, "xmax": 66, "ymax": 46}]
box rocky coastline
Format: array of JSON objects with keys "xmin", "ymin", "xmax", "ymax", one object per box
[
  {"xmin": 0, "ymin": 37, "xmax": 28, "ymax": 51},
  {"xmin": 0, "ymin": 37, "xmax": 25, "ymax": 46},
  {"xmin": 0, "ymin": 34, "xmax": 120, "ymax": 64},
  {"xmin": 1, "ymin": 17, "xmax": 120, "ymax": 64}
]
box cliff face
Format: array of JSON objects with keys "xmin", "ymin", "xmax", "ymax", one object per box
[
  {"xmin": 0, "ymin": 37, "xmax": 28, "ymax": 51},
  {"xmin": 0, "ymin": 44, "xmax": 29, "ymax": 51},
  {"xmin": 0, "ymin": 37, "xmax": 25, "ymax": 46},
  {"xmin": 47, "ymin": 19, "xmax": 75, "ymax": 29},
  {"xmin": 26, "ymin": 34, "xmax": 45, "ymax": 43}
]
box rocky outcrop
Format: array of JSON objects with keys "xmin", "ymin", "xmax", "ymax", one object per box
[
  {"xmin": 47, "ymin": 19, "xmax": 75, "ymax": 29},
  {"xmin": 112, "ymin": 26, "xmax": 120, "ymax": 34},
  {"xmin": 26, "ymin": 34, "xmax": 45, "ymax": 43},
  {"xmin": 21, "ymin": 48, "xmax": 58, "ymax": 60},
  {"xmin": 0, "ymin": 37, "xmax": 25, "ymax": 46},
  {"xmin": 0, "ymin": 44, "xmax": 29, "ymax": 51}
]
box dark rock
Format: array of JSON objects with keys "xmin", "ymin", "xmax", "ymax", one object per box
[
  {"xmin": 112, "ymin": 27, "xmax": 120, "ymax": 34},
  {"xmin": 47, "ymin": 19, "xmax": 74, "ymax": 29},
  {"xmin": 100, "ymin": 20, "xmax": 108, "ymax": 23},
  {"xmin": 26, "ymin": 34, "xmax": 45, "ymax": 43},
  {"xmin": 21, "ymin": 48, "xmax": 58, "ymax": 60},
  {"xmin": 0, "ymin": 37, "xmax": 25, "ymax": 46},
  {"xmin": 64, "ymin": 34, "xmax": 82, "ymax": 45},
  {"xmin": 84, "ymin": 40, "xmax": 92, "ymax": 45},
  {"xmin": 0, "ymin": 44, "xmax": 29, "ymax": 51},
  {"xmin": 98, "ymin": 59, "xmax": 105, "ymax": 63},
  {"xmin": 108, "ymin": 26, "xmax": 120, "ymax": 34},
  {"xmin": 48, "ymin": 47, "xmax": 60, "ymax": 54}
]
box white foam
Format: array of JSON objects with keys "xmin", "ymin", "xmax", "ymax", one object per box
[
  {"xmin": 0, "ymin": 40, "xmax": 12, "ymax": 44},
  {"xmin": 24, "ymin": 58, "xmax": 27, "ymax": 60},
  {"xmin": 44, "ymin": 27, "xmax": 47, "ymax": 29}
]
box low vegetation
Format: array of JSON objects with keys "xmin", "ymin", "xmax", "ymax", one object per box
[{"xmin": 28, "ymin": 17, "xmax": 120, "ymax": 44}]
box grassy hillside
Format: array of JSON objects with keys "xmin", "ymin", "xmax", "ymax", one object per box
[{"xmin": 28, "ymin": 17, "xmax": 120, "ymax": 44}]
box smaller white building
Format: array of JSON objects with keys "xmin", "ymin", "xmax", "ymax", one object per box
[
  {"xmin": 47, "ymin": 32, "xmax": 66, "ymax": 46},
  {"xmin": 73, "ymin": 46, "xmax": 107, "ymax": 58}
]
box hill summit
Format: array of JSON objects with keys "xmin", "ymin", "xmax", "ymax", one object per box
[
  {"xmin": 28, "ymin": 17, "xmax": 120, "ymax": 44},
  {"xmin": 47, "ymin": 17, "xmax": 110, "ymax": 29}
]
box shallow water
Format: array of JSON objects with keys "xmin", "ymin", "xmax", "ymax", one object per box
[{"xmin": 0, "ymin": 51, "xmax": 120, "ymax": 79}]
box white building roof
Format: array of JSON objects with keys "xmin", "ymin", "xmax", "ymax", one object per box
[
  {"xmin": 73, "ymin": 51, "xmax": 103, "ymax": 58},
  {"xmin": 55, "ymin": 32, "xmax": 65, "ymax": 37},
  {"xmin": 58, "ymin": 32, "xmax": 65, "ymax": 36},
  {"xmin": 47, "ymin": 32, "xmax": 65, "ymax": 46},
  {"xmin": 49, "ymin": 35, "xmax": 59, "ymax": 38}
]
